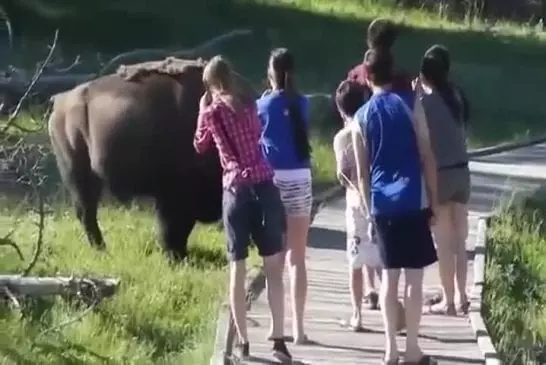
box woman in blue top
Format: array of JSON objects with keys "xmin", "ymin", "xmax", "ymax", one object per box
[
  {"xmin": 352, "ymin": 48, "xmax": 439, "ymax": 364},
  {"xmin": 257, "ymin": 48, "xmax": 312, "ymax": 344}
]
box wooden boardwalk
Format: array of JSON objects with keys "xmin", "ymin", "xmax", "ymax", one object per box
[
  {"xmin": 213, "ymin": 143, "xmax": 546, "ymax": 365},
  {"xmin": 242, "ymin": 200, "xmax": 483, "ymax": 365}
]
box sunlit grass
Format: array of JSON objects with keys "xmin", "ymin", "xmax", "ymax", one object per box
[{"xmin": 484, "ymin": 193, "xmax": 546, "ymax": 364}]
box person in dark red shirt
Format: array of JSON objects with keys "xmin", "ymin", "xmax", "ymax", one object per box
[
  {"xmin": 194, "ymin": 55, "xmax": 291, "ymax": 362},
  {"xmin": 332, "ymin": 18, "xmax": 415, "ymax": 125}
]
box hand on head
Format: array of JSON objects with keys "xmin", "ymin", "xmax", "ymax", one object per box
[{"xmin": 199, "ymin": 91, "xmax": 212, "ymax": 110}]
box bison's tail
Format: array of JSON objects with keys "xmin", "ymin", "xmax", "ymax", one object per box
[{"xmin": 48, "ymin": 84, "xmax": 93, "ymax": 187}]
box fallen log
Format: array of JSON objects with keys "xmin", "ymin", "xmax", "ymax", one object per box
[
  {"xmin": 0, "ymin": 73, "xmax": 96, "ymax": 93},
  {"xmin": 0, "ymin": 27, "xmax": 253, "ymax": 102},
  {"xmin": 0, "ymin": 276, "xmax": 120, "ymax": 298}
]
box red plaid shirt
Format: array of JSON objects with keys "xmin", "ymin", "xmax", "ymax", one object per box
[{"xmin": 193, "ymin": 100, "xmax": 274, "ymax": 189}]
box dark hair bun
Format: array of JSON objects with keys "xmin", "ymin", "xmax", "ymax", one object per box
[
  {"xmin": 424, "ymin": 44, "xmax": 450, "ymax": 69},
  {"xmin": 367, "ymin": 18, "xmax": 398, "ymax": 50}
]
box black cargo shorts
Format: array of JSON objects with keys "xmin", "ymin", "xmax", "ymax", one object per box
[{"xmin": 222, "ymin": 180, "xmax": 286, "ymax": 261}]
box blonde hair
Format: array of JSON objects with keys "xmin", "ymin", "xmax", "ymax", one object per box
[{"xmin": 202, "ymin": 55, "xmax": 234, "ymax": 92}]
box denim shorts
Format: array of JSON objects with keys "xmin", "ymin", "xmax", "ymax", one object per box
[{"xmin": 223, "ymin": 180, "xmax": 286, "ymax": 261}]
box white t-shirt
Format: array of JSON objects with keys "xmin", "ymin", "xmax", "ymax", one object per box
[{"xmin": 333, "ymin": 121, "xmax": 367, "ymax": 236}]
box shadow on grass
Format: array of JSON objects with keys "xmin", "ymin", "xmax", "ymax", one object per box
[
  {"xmin": 10, "ymin": 1, "xmax": 546, "ymax": 146},
  {"xmin": 1, "ymin": 340, "xmax": 117, "ymax": 365},
  {"xmin": 93, "ymin": 306, "xmax": 193, "ymax": 361}
]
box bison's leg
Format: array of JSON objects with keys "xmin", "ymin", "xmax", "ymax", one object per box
[
  {"xmin": 155, "ymin": 193, "xmax": 195, "ymax": 262},
  {"xmin": 72, "ymin": 172, "xmax": 105, "ymax": 249},
  {"xmin": 49, "ymin": 132, "xmax": 105, "ymax": 249}
]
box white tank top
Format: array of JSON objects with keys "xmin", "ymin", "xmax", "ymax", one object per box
[{"xmin": 332, "ymin": 122, "xmax": 361, "ymax": 210}]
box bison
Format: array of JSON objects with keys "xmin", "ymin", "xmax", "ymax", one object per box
[{"xmin": 48, "ymin": 57, "xmax": 256, "ymax": 260}]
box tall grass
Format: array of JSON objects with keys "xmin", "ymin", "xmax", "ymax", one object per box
[{"xmin": 484, "ymin": 194, "xmax": 546, "ymax": 364}]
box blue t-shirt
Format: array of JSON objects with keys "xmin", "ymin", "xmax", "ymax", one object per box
[
  {"xmin": 397, "ymin": 90, "xmax": 415, "ymax": 111},
  {"xmin": 355, "ymin": 91, "xmax": 427, "ymax": 216},
  {"xmin": 256, "ymin": 90, "xmax": 311, "ymax": 170}
]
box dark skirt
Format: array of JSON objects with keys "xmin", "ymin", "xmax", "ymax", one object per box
[{"xmin": 373, "ymin": 209, "xmax": 437, "ymax": 269}]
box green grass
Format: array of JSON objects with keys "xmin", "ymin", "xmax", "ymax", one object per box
[
  {"xmin": 3, "ymin": 0, "xmax": 546, "ymax": 363},
  {"xmin": 484, "ymin": 191, "xmax": 546, "ymax": 364},
  {"xmin": 8, "ymin": 0, "xmax": 546, "ymax": 146},
  {"xmin": 0, "ymin": 113, "xmax": 335, "ymax": 365},
  {"xmin": 0, "ymin": 202, "xmax": 228, "ymax": 364}
]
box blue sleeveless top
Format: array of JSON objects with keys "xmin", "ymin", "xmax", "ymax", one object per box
[
  {"xmin": 256, "ymin": 90, "xmax": 311, "ymax": 170},
  {"xmin": 355, "ymin": 91, "xmax": 427, "ymax": 216}
]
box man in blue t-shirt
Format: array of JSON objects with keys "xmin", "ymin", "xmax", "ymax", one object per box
[{"xmin": 351, "ymin": 48, "xmax": 439, "ymax": 364}]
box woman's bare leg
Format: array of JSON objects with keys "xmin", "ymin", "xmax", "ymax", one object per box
[
  {"xmin": 404, "ymin": 268, "xmax": 425, "ymax": 362},
  {"xmin": 364, "ymin": 265, "xmax": 377, "ymax": 293},
  {"xmin": 263, "ymin": 251, "xmax": 286, "ymax": 339},
  {"xmin": 286, "ymin": 214, "xmax": 310, "ymax": 342},
  {"xmin": 230, "ymin": 260, "xmax": 248, "ymax": 343},
  {"xmin": 453, "ymin": 203, "xmax": 469, "ymax": 310},
  {"xmin": 380, "ymin": 268, "xmax": 401, "ymax": 362},
  {"xmin": 431, "ymin": 204, "xmax": 456, "ymax": 314}
]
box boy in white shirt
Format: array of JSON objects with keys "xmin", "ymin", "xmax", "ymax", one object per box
[{"xmin": 333, "ymin": 80, "xmax": 382, "ymax": 331}]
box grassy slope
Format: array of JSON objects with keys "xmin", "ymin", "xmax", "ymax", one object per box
[
  {"xmin": 1, "ymin": 0, "xmax": 546, "ymax": 363},
  {"xmin": 8, "ymin": 0, "xmax": 546, "ymax": 146},
  {"xmin": 484, "ymin": 192, "xmax": 546, "ymax": 364},
  {"xmin": 0, "ymin": 203, "xmax": 229, "ymax": 364}
]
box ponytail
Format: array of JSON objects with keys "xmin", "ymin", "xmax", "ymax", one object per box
[
  {"xmin": 420, "ymin": 45, "xmax": 466, "ymax": 126},
  {"xmin": 269, "ymin": 48, "xmax": 311, "ymax": 162},
  {"xmin": 282, "ymin": 70, "xmax": 311, "ymax": 162}
]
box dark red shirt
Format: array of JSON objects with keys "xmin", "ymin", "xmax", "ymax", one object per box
[
  {"xmin": 194, "ymin": 100, "xmax": 274, "ymax": 189},
  {"xmin": 346, "ymin": 63, "xmax": 413, "ymax": 94}
]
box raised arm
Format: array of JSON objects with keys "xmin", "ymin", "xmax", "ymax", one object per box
[
  {"xmin": 351, "ymin": 122, "xmax": 371, "ymax": 218},
  {"xmin": 193, "ymin": 109, "xmax": 213, "ymax": 154},
  {"xmin": 412, "ymin": 96, "xmax": 439, "ymax": 216}
]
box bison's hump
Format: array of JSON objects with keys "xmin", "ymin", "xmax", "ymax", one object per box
[{"xmin": 116, "ymin": 57, "xmax": 207, "ymax": 82}]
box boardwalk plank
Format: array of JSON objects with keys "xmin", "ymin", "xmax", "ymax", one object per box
[
  {"xmin": 214, "ymin": 143, "xmax": 546, "ymax": 365},
  {"xmin": 241, "ymin": 204, "xmax": 483, "ymax": 365}
]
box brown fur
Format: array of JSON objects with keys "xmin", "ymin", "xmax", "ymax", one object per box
[
  {"xmin": 116, "ymin": 57, "xmax": 207, "ymax": 81},
  {"xmin": 48, "ymin": 57, "xmax": 256, "ymax": 261}
]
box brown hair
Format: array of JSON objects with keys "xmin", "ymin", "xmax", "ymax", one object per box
[
  {"xmin": 335, "ymin": 80, "xmax": 368, "ymax": 118},
  {"xmin": 367, "ymin": 18, "xmax": 398, "ymax": 51},
  {"xmin": 363, "ymin": 48, "xmax": 393, "ymax": 86},
  {"xmin": 203, "ymin": 55, "xmax": 235, "ymax": 93}
]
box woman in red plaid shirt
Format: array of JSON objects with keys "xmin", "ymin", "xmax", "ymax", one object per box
[{"xmin": 193, "ymin": 55, "xmax": 291, "ymax": 362}]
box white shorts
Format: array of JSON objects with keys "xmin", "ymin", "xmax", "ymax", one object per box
[
  {"xmin": 346, "ymin": 204, "xmax": 381, "ymax": 269},
  {"xmin": 274, "ymin": 168, "xmax": 313, "ymax": 217}
]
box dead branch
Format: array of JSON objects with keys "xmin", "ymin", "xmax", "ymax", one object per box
[
  {"xmin": 0, "ymin": 5, "xmax": 13, "ymax": 54},
  {"xmin": 21, "ymin": 179, "xmax": 45, "ymax": 276},
  {"xmin": 0, "ymin": 28, "xmax": 253, "ymax": 107},
  {"xmin": 0, "ymin": 276, "xmax": 120, "ymax": 297},
  {"xmin": 0, "ymin": 29, "xmax": 60, "ymax": 134},
  {"xmin": 0, "ymin": 231, "xmax": 24, "ymax": 260},
  {"xmin": 49, "ymin": 55, "xmax": 82, "ymax": 73},
  {"xmin": 2, "ymin": 285, "xmax": 20, "ymax": 311},
  {"xmin": 43, "ymin": 54, "xmax": 82, "ymax": 74},
  {"xmin": 97, "ymin": 28, "xmax": 252, "ymax": 76},
  {"xmin": 39, "ymin": 278, "xmax": 100, "ymax": 336}
]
